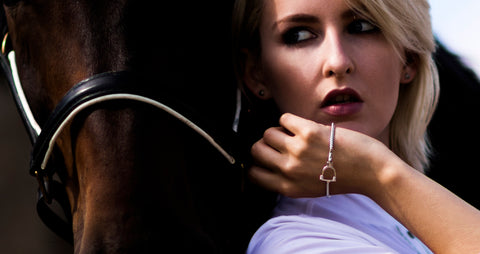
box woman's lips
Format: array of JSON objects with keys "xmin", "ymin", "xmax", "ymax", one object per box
[
  {"xmin": 321, "ymin": 88, "xmax": 363, "ymax": 116},
  {"xmin": 321, "ymin": 102, "xmax": 363, "ymax": 116}
]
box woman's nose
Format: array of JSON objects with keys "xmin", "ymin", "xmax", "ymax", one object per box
[{"xmin": 321, "ymin": 31, "xmax": 355, "ymax": 78}]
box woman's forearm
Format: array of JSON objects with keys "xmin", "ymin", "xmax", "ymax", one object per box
[{"xmin": 368, "ymin": 158, "xmax": 480, "ymax": 254}]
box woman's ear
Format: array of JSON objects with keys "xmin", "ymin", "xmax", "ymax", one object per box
[
  {"xmin": 400, "ymin": 53, "xmax": 418, "ymax": 84},
  {"xmin": 243, "ymin": 49, "xmax": 272, "ymax": 99}
]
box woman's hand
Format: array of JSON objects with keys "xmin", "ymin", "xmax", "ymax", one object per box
[{"xmin": 249, "ymin": 113, "xmax": 399, "ymax": 198}]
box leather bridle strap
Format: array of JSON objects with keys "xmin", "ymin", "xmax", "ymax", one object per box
[{"xmin": 0, "ymin": 50, "xmax": 41, "ymax": 143}]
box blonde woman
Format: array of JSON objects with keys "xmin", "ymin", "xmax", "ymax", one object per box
[{"xmin": 233, "ymin": 0, "xmax": 480, "ymax": 253}]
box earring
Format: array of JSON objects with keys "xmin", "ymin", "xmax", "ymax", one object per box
[
  {"xmin": 258, "ymin": 90, "xmax": 265, "ymax": 97},
  {"xmin": 404, "ymin": 73, "xmax": 411, "ymax": 80}
]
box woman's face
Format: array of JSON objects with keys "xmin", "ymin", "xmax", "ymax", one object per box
[{"xmin": 250, "ymin": 0, "xmax": 412, "ymax": 144}]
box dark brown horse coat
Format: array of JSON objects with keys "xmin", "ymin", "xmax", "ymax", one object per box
[{"xmin": 1, "ymin": 1, "xmax": 274, "ymax": 253}]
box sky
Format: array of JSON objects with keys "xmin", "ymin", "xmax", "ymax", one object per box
[{"xmin": 430, "ymin": 0, "xmax": 480, "ymax": 76}]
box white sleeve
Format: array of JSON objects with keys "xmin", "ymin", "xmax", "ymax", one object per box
[{"xmin": 247, "ymin": 215, "xmax": 399, "ymax": 254}]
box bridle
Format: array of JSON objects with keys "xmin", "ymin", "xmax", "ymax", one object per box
[
  {"xmin": 0, "ymin": 32, "xmax": 240, "ymax": 244},
  {"xmin": 1, "ymin": 32, "xmax": 239, "ymax": 244}
]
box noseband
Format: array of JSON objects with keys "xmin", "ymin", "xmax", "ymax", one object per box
[{"xmin": 0, "ymin": 33, "xmax": 238, "ymax": 244}]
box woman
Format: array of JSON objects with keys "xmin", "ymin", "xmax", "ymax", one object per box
[{"xmin": 232, "ymin": 0, "xmax": 480, "ymax": 253}]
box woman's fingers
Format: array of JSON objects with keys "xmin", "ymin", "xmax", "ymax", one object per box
[
  {"xmin": 251, "ymin": 137, "xmax": 285, "ymax": 172},
  {"xmin": 248, "ymin": 165, "xmax": 287, "ymax": 193},
  {"xmin": 262, "ymin": 127, "xmax": 290, "ymax": 153},
  {"xmin": 252, "ymin": 125, "xmax": 296, "ymax": 171},
  {"xmin": 249, "ymin": 113, "xmax": 335, "ymax": 197},
  {"xmin": 279, "ymin": 113, "xmax": 329, "ymax": 138},
  {"xmin": 249, "ymin": 164, "xmax": 325, "ymax": 197},
  {"xmin": 252, "ymin": 113, "xmax": 333, "ymax": 178}
]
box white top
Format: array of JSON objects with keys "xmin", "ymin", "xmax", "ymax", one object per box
[{"xmin": 247, "ymin": 194, "xmax": 432, "ymax": 254}]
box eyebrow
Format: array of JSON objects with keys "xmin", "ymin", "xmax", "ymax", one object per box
[
  {"xmin": 272, "ymin": 14, "xmax": 319, "ymax": 30},
  {"xmin": 272, "ymin": 10, "xmax": 356, "ymax": 30}
]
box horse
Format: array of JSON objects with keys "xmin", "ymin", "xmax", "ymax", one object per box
[
  {"xmin": 428, "ymin": 40, "xmax": 480, "ymax": 209},
  {"xmin": 0, "ymin": 1, "xmax": 275, "ymax": 253}
]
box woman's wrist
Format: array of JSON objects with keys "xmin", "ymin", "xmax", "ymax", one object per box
[{"xmin": 355, "ymin": 148, "xmax": 411, "ymax": 201}]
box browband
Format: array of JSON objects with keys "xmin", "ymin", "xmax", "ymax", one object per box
[{"xmin": 30, "ymin": 71, "xmax": 236, "ymax": 178}]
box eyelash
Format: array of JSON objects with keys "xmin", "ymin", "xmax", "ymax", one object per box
[
  {"xmin": 281, "ymin": 19, "xmax": 379, "ymax": 46},
  {"xmin": 281, "ymin": 27, "xmax": 317, "ymax": 45},
  {"xmin": 347, "ymin": 19, "xmax": 379, "ymax": 34}
]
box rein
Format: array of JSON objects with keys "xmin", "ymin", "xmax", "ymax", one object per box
[{"xmin": 0, "ymin": 33, "xmax": 238, "ymax": 244}]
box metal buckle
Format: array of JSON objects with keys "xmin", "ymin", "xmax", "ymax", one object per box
[{"xmin": 34, "ymin": 170, "xmax": 52, "ymax": 204}]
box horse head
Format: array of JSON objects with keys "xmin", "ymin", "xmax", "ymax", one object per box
[{"xmin": 1, "ymin": 1, "xmax": 273, "ymax": 253}]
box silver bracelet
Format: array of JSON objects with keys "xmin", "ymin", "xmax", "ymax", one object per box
[{"xmin": 319, "ymin": 122, "xmax": 337, "ymax": 198}]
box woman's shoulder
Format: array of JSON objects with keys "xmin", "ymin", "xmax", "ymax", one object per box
[
  {"xmin": 246, "ymin": 208, "xmax": 396, "ymax": 254},
  {"xmin": 246, "ymin": 194, "xmax": 432, "ymax": 254}
]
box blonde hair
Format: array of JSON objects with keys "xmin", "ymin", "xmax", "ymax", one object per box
[{"xmin": 232, "ymin": 0, "xmax": 439, "ymax": 172}]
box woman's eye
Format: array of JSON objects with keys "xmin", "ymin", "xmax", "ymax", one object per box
[
  {"xmin": 348, "ymin": 19, "xmax": 378, "ymax": 34},
  {"xmin": 282, "ymin": 28, "xmax": 317, "ymax": 45}
]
